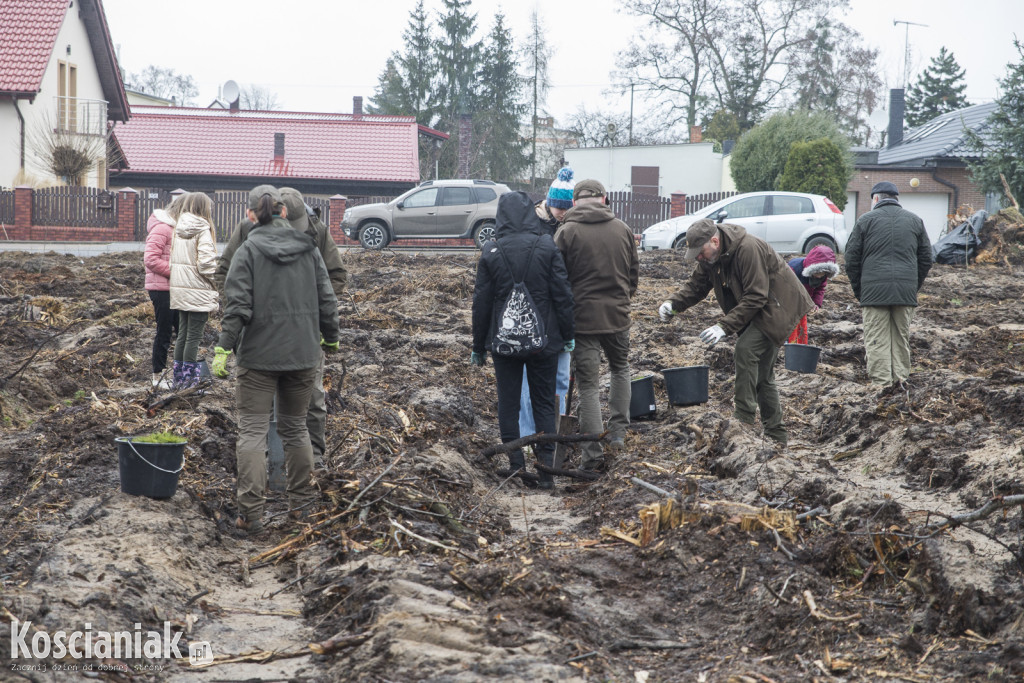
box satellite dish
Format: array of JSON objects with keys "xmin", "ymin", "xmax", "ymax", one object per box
[
  {"xmin": 223, "ymin": 80, "xmax": 240, "ymax": 103},
  {"xmin": 606, "ymin": 122, "xmax": 618, "ymax": 135}
]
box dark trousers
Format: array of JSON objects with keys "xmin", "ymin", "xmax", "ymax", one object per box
[
  {"xmin": 148, "ymin": 290, "xmax": 178, "ymax": 373},
  {"xmin": 492, "ymin": 352, "xmax": 559, "ymax": 466}
]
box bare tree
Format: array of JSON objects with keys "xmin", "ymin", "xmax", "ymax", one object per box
[
  {"xmin": 522, "ymin": 9, "xmax": 553, "ymax": 189},
  {"xmin": 124, "ymin": 66, "xmax": 198, "ymax": 105},
  {"xmin": 240, "ymin": 84, "xmax": 282, "ymax": 111},
  {"xmin": 24, "ymin": 114, "xmax": 107, "ymax": 185},
  {"xmin": 566, "ymin": 105, "xmax": 687, "ymax": 148}
]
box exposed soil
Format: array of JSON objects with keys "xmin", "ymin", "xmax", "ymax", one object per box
[{"xmin": 2, "ymin": 213, "xmax": 1024, "ymax": 682}]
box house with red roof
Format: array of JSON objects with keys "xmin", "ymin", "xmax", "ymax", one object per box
[
  {"xmin": 110, "ymin": 100, "xmax": 449, "ymax": 197},
  {"xmin": 0, "ymin": 0, "xmax": 129, "ymax": 188}
]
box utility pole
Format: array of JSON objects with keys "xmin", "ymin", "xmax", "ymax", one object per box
[
  {"xmin": 893, "ymin": 19, "xmax": 928, "ymax": 88},
  {"xmin": 629, "ymin": 83, "xmax": 635, "ymax": 146}
]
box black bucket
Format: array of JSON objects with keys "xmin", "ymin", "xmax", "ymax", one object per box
[
  {"xmin": 784, "ymin": 343, "xmax": 822, "ymax": 373},
  {"xmin": 661, "ymin": 365, "xmax": 709, "ymax": 406},
  {"xmin": 630, "ymin": 376, "xmax": 657, "ymax": 419},
  {"xmin": 115, "ymin": 437, "xmax": 185, "ymax": 499}
]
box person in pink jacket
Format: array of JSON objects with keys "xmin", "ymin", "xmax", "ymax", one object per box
[
  {"xmin": 143, "ymin": 196, "xmax": 184, "ymax": 389},
  {"xmin": 786, "ymin": 245, "xmax": 839, "ymax": 344}
]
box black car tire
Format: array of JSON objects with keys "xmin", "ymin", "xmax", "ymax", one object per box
[
  {"xmin": 359, "ymin": 221, "xmax": 390, "ymax": 250},
  {"xmin": 473, "ymin": 221, "xmax": 496, "ymax": 249},
  {"xmin": 672, "ymin": 233, "xmax": 688, "ymax": 251},
  {"xmin": 802, "ymin": 235, "xmax": 836, "ymax": 254}
]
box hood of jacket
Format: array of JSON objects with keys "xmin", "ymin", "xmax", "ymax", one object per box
[
  {"xmin": 495, "ymin": 191, "xmax": 544, "ymax": 239},
  {"xmin": 247, "ymin": 219, "xmax": 317, "ymax": 264},
  {"xmin": 802, "ymin": 245, "xmax": 839, "ymax": 278},
  {"xmin": 148, "ymin": 209, "xmax": 175, "ymax": 233},
  {"xmin": 175, "ymin": 212, "xmax": 211, "ymax": 239},
  {"xmin": 562, "ymin": 201, "xmax": 615, "ymax": 225}
]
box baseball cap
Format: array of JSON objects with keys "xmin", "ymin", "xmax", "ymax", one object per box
[
  {"xmin": 683, "ymin": 218, "xmax": 718, "ymax": 261},
  {"xmin": 248, "ymin": 184, "xmax": 282, "ymax": 211},
  {"xmin": 573, "ymin": 179, "xmax": 606, "ymax": 200},
  {"xmin": 871, "ymin": 181, "xmax": 899, "ymax": 196},
  {"xmin": 280, "ymin": 187, "xmax": 309, "ymax": 232}
]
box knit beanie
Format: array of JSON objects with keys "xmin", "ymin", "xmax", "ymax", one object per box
[{"xmin": 547, "ymin": 166, "xmax": 576, "ymax": 210}]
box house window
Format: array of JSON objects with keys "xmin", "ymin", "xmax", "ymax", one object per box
[{"xmin": 57, "ymin": 60, "xmax": 78, "ymax": 131}]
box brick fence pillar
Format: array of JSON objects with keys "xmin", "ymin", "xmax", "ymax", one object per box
[
  {"xmin": 117, "ymin": 187, "xmax": 137, "ymax": 239},
  {"xmin": 670, "ymin": 192, "xmax": 687, "ymax": 218},
  {"xmin": 14, "ymin": 186, "xmax": 33, "ymax": 230},
  {"xmin": 329, "ymin": 194, "xmax": 348, "ymax": 243}
]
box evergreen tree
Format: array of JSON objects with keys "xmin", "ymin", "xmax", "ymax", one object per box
[
  {"xmin": 368, "ymin": 0, "xmax": 434, "ymax": 124},
  {"xmin": 777, "ymin": 137, "xmax": 849, "ymax": 209},
  {"xmin": 523, "ymin": 9, "xmax": 552, "ymax": 188},
  {"xmin": 472, "ymin": 13, "xmax": 528, "ymax": 182},
  {"xmin": 432, "ymin": 0, "xmax": 482, "ymax": 176},
  {"xmin": 905, "ymin": 47, "xmax": 969, "ymax": 127},
  {"xmin": 967, "ymin": 40, "xmax": 1024, "ymax": 208},
  {"xmin": 730, "ymin": 110, "xmax": 851, "ymax": 192}
]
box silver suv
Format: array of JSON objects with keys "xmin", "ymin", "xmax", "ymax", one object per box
[{"xmin": 342, "ymin": 179, "xmax": 511, "ymax": 249}]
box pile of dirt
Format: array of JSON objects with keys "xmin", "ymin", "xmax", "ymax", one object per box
[{"xmin": 1, "ymin": 247, "xmax": 1023, "ymax": 681}]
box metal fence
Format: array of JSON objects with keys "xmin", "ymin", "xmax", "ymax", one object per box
[
  {"xmin": 607, "ymin": 191, "xmax": 672, "ymax": 234},
  {"xmin": 685, "ymin": 191, "xmax": 737, "ymax": 214},
  {"xmin": 32, "ymin": 186, "xmax": 117, "ymax": 227},
  {"xmin": 0, "ymin": 189, "xmax": 13, "ymax": 226}
]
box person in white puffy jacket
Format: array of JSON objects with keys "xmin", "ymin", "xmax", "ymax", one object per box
[{"xmin": 169, "ymin": 192, "xmax": 219, "ymax": 388}]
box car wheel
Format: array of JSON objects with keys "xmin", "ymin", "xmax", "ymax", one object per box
[
  {"xmin": 359, "ymin": 221, "xmax": 390, "ymax": 250},
  {"xmin": 803, "ymin": 235, "xmax": 836, "ymax": 254},
  {"xmin": 672, "ymin": 234, "xmax": 688, "ymax": 251},
  {"xmin": 474, "ymin": 221, "xmax": 496, "ymax": 249}
]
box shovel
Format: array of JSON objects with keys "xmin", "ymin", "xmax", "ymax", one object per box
[{"xmin": 553, "ymin": 363, "xmax": 577, "ymax": 469}]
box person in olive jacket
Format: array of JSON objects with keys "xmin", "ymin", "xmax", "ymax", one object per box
[
  {"xmin": 844, "ymin": 181, "xmax": 932, "ymax": 389},
  {"xmin": 659, "ymin": 218, "xmax": 813, "ymax": 447},
  {"xmin": 554, "ymin": 179, "xmax": 640, "ymax": 471},
  {"xmin": 471, "ymin": 191, "xmax": 575, "ymax": 489},
  {"xmin": 212, "ymin": 185, "xmax": 340, "ymax": 535}
]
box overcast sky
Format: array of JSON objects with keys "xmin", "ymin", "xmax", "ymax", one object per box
[{"xmin": 103, "ymin": 0, "xmax": 1022, "ymax": 127}]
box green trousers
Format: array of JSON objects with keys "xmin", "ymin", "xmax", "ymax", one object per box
[
  {"xmin": 575, "ymin": 330, "xmax": 631, "ymax": 468},
  {"xmin": 862, "ymin": 305, "xmax": 915, "ymax": 385},
  {"xmin": 733, "ymin": 325, "xmax": 786, "ymax": 445}
]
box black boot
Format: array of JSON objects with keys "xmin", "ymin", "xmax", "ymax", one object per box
[
  {"xmin": 508, "ymin": 448, "xmax": 526, "ymax": 472},
  {"xmin": 536, "ymin": 446, "xmax": 555, "ymax": 490}
]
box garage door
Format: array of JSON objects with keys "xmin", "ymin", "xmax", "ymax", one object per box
[
  {"xmin": 898, "ymin": 193, "xmax": 950, "ymax": 243},
  {"xmin": 844, "ymin": 191, "xmax": 858, "ymax": 232}
]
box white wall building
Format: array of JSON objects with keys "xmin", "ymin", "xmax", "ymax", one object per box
[{"xmin": 564, "ymin": 143, "xmax": 725, "ymax": 197}]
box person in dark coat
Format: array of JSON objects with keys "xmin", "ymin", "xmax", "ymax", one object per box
[
  {"xmin": 659, "ymin": 218, "xmax": 813, "ymax": 447},
  {"xmin": 471, "ymin": 191, "xmax": 575, "ymax": 489},
  {"xmin": 844, "ymin": 181, "xmax": 932, "ymax": 389},
  {"xmin": 212, "ymin": 185, "xmax": 340, "ymax": 535}
]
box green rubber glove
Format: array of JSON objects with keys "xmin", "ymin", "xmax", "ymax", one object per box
[
  {"xmin": 562, "ymin": 339, "xmax": 575, "ymax": 353},
  {"xmin": 470, "ymin": 351, "xmax": 485, "ymax": 366},
  {"xmin": 320, "ymin": 339, "xmax": 340, "ymax": 354},
  {"xmin": 211, "ymin": 347, "xmax": 232, "ymax": 378}
]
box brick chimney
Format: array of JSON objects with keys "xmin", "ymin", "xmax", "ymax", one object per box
[
  {"xmin": 689, "ymin": 125, "xmax": 703, "ymax": 143},
  {"xmin": 888, "ymin": 88, "xmax": 905, "ymax": 148},
  {"xmin": 457, "ymin": 114, "xmax": 472, "ymax": 179},
  {"xmin": 274, "ymin": 133, "xmax": 285, "ymax": 160},
  {"xmin": 353, "ymin": 96, "xmax": 363, "ymax": 116}
]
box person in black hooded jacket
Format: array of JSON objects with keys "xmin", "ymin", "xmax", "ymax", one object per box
[{"xmin": 471, "ymin": 191, "xmax": 575, "ymax": 489}]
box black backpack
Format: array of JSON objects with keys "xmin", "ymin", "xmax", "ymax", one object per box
[{"xmin": 492, "ymin": 238, "xmax": 547, "ymax": 357}]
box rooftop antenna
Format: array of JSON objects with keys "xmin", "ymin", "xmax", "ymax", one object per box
[{"xmin": 894, "ymin": 19, "xmax": 928, "ymax": 88}]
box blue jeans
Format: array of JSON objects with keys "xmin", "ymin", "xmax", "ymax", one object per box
[{"xmin": 519, "ymin": 351, "xmax": 571, "ymax": 437}]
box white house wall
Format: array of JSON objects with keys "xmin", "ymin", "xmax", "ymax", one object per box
[
  {"xmin": 2, "ymin": 6, "xmax": 109, "ymax": 188},
  {"xmin": 563, "ymin": 144, "xmax": 724, "ymax": 197}
]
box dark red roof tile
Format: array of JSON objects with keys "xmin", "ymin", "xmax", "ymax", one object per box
[{"xmin": 0, "ymin": 0, "xmax": 69, "ymax": 94}]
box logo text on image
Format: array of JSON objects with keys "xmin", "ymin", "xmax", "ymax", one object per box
[
  {"xmin": 9, "ymin": 620, "xmax": 183, "ymax": 660},
  {"xmin": 189, "ymin": 642, "xmax": 214, "ymax": 666}
]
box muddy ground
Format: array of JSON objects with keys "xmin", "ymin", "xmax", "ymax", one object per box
[{"xmin": 1, "ymin": 223, "xmax": 1023, "ymax": 682}]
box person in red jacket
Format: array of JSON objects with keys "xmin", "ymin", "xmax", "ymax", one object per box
[
  {"xmin": 143, "ymin": 196, "xmax": 184, "ymax": 389},
  {"xmin": 786, "ymin": 245, "xmax": 839, "ymax": 344}
]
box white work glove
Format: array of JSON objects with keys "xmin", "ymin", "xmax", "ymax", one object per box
[
  {"xmin": 699, "ymin": 324, "xmax": 726, "ymax": 346},
  {"xmin": 658, "ymin": 301, "xmax": 675, "ymax": 322}
]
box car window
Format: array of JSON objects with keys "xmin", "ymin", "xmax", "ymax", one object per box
[
  {"xmin": 403, "ymin": 188, "xmax": 439, "ymax": 209},
  {"xmin": 714, "ymin": 196, "xmax": 766, "ymax": 219},
  {"xmin": 474, "ymin": 187, "xmax": 497, "ymax": 203},
  {"xmin": 772, "ymin": 195, "xmax": 814, "ymax": 215},
  {"xmin": 441, "ymin": 187, "xmax": 474, "ymax": 206}
]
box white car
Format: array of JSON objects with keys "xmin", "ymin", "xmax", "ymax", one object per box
[{"xmin": 641, "ymin": 191, "xmax": 848, "ymax": 254}]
